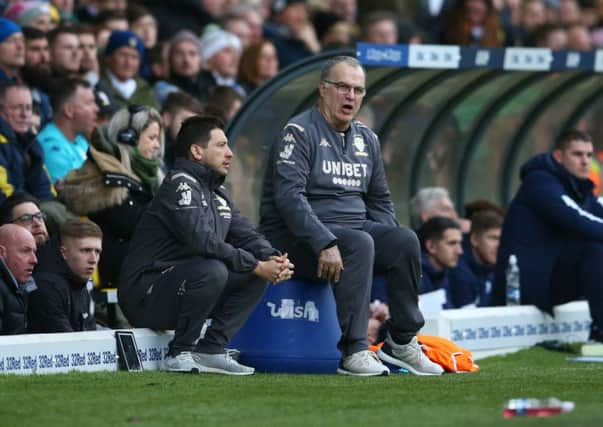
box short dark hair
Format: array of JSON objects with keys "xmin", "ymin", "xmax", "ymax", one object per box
[
  {"xmin": 161, "ymin": 90, "xmax": 203, "ymax": 116},
  {"xmin": 48, "ymin": 77, "xmax": 90, "ymax": 113},
  {"xmin": 533, "ymin": 23, "xmax": 565, "ymax": 47},
  {"xmin": 174, "ymin": 115, "xmax": 224, "ymax": 158},
  {"xmin": 417, "ymin": 216, "xmax": 461, "ymax": 249},
  {"xmin": 554, "ymin": 129, "xmax": 592, "ymax": 151},
  {"xmin": 94, "ymin": 10, "xmax": 128, "ymax": 27},
  {"xmin": 47, "ymin": 26, "xmax": 78, "ymax": 49},
  {"xmin": 126, "ymin": 3, "xmax": 154, "ymax": 24},
  {"xmin": 72, "ymin": 24, "xmax": 96, "ymax": 38},
  {"xmin": 60, "ymin": 218, "xmax": 103, "ymax": 240},
  {"xmin": 22, "ymin": 26, "xmax": 47, "ymax": 41},
  {"xmin": 0, "ymin": 192, "xmax": 41, "ymax": 225},
  {"xmin": 470, "ymin": 210, "xmax": 503, "ymax": 236},
  {"xmin": 202, "ymin": 86, "xmax": 243, "ymax": 123},
  {"xmin": 362, "ymin": 10, "xmax": 398, "ymax": 37},
  {"xmin": 147, "ymin": 42, "xmax": 166, "ymax": 66},
  {"xmin": 464, "ymin": 199, "xmax": 505, "ymax": 220}
]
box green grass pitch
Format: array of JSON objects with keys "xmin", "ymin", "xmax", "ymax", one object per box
[{"xmin": 1, "ymin": 347, "xmax": 602, "ymax": 427}]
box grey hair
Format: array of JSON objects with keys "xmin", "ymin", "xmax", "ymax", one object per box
[
  {"xmin": 410, "ymin": 187, "xmax": 451, "ymax": 228},
  {"xmin": 319, "ymin": 56, "xmax": 364, "ymax": 82},
  {"xmin": 107, "ymin": 106, "xmax": 164, "ymax": 154}
]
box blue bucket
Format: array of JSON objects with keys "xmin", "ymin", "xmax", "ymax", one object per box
[{"xmin": 229, "ymin": 279, "xmax": 341, "ymax": 373}]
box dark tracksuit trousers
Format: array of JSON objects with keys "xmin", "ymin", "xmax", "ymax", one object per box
[
  {"xmin": 269, "ymin": 221, "xmax": 424, "ymax": 357},
  {"xmin": 550, "ymin": 240, "xmax": 603, "ymax": 335},
  {"xmin": 129, "ymin": 257, "xmax": 267, "ymax": 356}
]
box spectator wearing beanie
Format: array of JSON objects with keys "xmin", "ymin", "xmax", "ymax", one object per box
[
  {"xmin": 0, "ymin": 18, "xmax": 25, "ymax": 82},
  {"xmin": 96, "ymin": 30, "xmax": 159, "ymax": 110},
  {"xmin": 197, "ymin": 26, "xmax": 245, "ymax": 98},
  {"xmin": 4, "ymin": 1, "xmax": 55, "ymax": 33}
]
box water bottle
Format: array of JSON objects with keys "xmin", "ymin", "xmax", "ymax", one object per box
[
  {"xmin": 503, "ymin": 398, "xmax": 575, "ymax": 418},
  {"xmin": 505, "ymin": 254, "xmax": 520, "ymax": 306}
]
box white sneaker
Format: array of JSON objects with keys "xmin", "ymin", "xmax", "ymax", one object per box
[
  {"xmin": 192, "ymin": 352, "xmax": 255, "ymax": 376},
  {"xmin": 163, "ymin": 351, "xmax": 206, "ymax": 373},
  {"xmin": 337, "ymin": 350, "xmax": 390, "ymax": 376},
  {"xmin": 378, "ymin": 336, "xmax": 444, "ymax": 376},
  {"xmin": 163, "ymin": 351, "xmax": 255, "ymax": 375}
]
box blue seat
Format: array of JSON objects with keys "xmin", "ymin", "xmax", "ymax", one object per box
[{"xmin": 229, "ymin": 278, "xmax": 341, "ymax": 373}]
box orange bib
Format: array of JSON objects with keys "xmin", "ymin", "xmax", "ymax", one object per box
[
  {"xmin": 417, "ymin": 334, "xmax": 480, "ymax": 373},
  {"xmin": 370, "ymin": 335, "xmax": 480, "ymax": 373}
]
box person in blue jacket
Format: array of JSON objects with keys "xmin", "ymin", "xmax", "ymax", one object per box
[
  {"xmin": 418, "ymin": 216, "xmax": 475, "ymax": 309},
  {"xmin": 492, "ymin": 129, "xmax": 603, "ymax": 343},
  {"xmin": 451, "ymin": 209, "xmax": 503, "ymax": 307},
  {"xmin": 0, "ymin": 82, "xmax": 54, "ymax": 203}
]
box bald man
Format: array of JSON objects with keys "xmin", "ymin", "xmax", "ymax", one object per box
[{"xmin": 0, "ymin": 224, "xmax": 37, "ymax": 334}]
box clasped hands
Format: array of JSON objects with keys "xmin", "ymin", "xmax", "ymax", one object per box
[{"xmin": 254, "ymin": 253, "xmax": 295, "ymax": 284}]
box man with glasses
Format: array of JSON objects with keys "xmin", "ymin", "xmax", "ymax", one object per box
[
  {"xmin": 0, "ymin": 82, "xmax": 54, "ymax": 204},
  {"xmin": 0, "ymin": 192, "xmax": 49, "ymax": 248},
  {"xmin": 260, "ymin": 56, "xmax": 444, "ymax": 376}
]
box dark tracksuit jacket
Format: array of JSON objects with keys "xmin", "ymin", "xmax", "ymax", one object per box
[
  {"xmin": 260, "ymin": 106, "xmax": 397, "ymax": 252},
  {"xmin": 28, "ymin": 239, "xmax": 95, "ymax": 333},
  {"xmin": 118, "ymin": 158, "xmax": 278, "ymax": 318},
  {"xmin": 492, "ymin": 153, "xmax": 603, "ymax": 313},
  {"xmin": 259, "ymin": 106, "xmax": 425, "ymax": 352}
]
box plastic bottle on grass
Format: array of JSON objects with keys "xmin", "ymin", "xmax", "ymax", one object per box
[
  {"xmin": 503, "ymin": 397, "xmax": 575, "ymax": 418},
  {"xmin": 505, "ymin": 254, "xmax": 520, "ymax": 305}
]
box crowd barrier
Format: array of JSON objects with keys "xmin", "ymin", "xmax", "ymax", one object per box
[{"xmin": 0, "ymin": 279, "xmax": 590, "ymax": 375}]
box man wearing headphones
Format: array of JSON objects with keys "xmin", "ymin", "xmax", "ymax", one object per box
[{"xmin": 59, "ymin": 104, "xmax": 163, "ymax": 291}]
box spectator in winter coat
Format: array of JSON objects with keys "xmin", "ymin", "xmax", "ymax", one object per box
[
  {"xmin": 0, "ymin": 82, "xmax": 54, "ymax": 203},
  {"xmin": 96, "ymin": 30, "xmax": 159, "ymax": 110},
  {"xmin": 60, "ymin": 105, "xmax": 164, "ymax": 287}
]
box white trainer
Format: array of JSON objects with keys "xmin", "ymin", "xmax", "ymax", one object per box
[
  {"xmin": 378, "ymin": 335, "xmax": 444, "ymax": 376},
  {"xmin": 192, "ymin": 352, "xmax": 255, "ymax": 376},
  {"xmin": 337, "ymin": 350, "xmax": 390, "ymax": 376},
  {"xmin": 162, "ymin": 351, "xmax": 206, "ymax": 373},
  {"xmin": 162, "ymin": 351, "xmax": 255, "ymax": 375}
]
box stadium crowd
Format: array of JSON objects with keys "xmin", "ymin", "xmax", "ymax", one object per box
[{"xmin": 1, "ymin": 0, "xmax": 603, "ymax": 375}]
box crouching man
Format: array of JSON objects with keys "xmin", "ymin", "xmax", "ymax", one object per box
[{"xmin": 118, "ymin": 116, "xmax": 293, "ymax": 375}]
